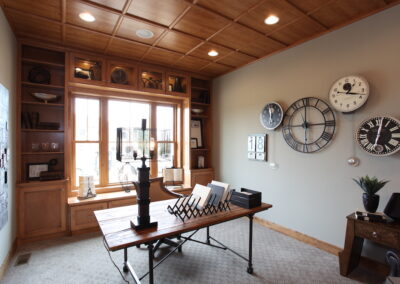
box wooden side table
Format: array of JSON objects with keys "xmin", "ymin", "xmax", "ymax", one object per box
[{"xmin": 339, "ymin": 213, "xmax": 400, "ymax": 276}]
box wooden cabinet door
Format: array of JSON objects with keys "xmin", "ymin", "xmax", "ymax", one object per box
[
  {"xmin": 191, "ymin": 169, "xmax": 214, "ymax": 187},
  {"xmin": 70, "ymin": 202, "xmax": 108, "ymax": 232},
  {"xmin": 19, "ymin": 181, "xmax": 67, "ymax": 238}
]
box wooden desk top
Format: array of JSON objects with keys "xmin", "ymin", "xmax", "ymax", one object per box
[{"xmin": 95, "ymin": 199, "xmax": 272, "ymax": 251}]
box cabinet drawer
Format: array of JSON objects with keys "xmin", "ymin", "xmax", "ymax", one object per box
[
  {"xmin": 70, "ymin": 202, "xmax": 108, "ymax": 231},
  {"xmin": 355, "ymin": 221, "xmax": 399, "ymax": 248}
]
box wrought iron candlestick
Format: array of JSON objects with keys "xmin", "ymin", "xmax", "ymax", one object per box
[{"xmin": 131, "ymin": 119, "xmax": 157, "ymax": 230}]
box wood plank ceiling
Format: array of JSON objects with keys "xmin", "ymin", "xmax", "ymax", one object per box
[{"xmin": 1, "ymin": 0, "xmax": 399, "ymax": 78}]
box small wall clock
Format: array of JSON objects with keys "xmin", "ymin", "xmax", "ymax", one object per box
[
  {"xmin": 282, "ymin": 97, "xmax": 336, "ymax": 153},
  {"xmin": 355, "ymin": 116, "xmax": 400, "ymax": 156},
  {"xmin": 260, "ymin": 102, "xmax": 283, "ymax": 130},
  {"xmin": 329, "ymin": 75, "xmax": 369, "ymax": 113}
]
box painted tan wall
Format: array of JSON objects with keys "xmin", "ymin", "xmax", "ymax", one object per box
[
  {"xmin": 0, "ymin": 8, "xmax": 16, "ymax": 270},
  {"xmin": 213, "ymin": 5, "xmax": 400, "ymax": 262}
]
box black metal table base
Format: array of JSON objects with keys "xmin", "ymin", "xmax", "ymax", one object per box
[{"xmin": 120, "ymin": 214, "xmax": 255, "ymax": 284}]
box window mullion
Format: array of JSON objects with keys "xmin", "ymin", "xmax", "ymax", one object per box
[
  {"xmin": 150, "ymin": 103, "xmax": 158, "ymax": 177},
  {"xmin": 99, "ymin": 98, "xmax": 109, "ymax": 186}
]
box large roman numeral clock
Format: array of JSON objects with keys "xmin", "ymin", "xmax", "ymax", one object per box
[
  {"xmin": 282, "ymin": 97, "xmax": 336, "ymax": 153},
  {"xmin": 355, "ymin": 116, "xmax": 400, "ymax": 156}
]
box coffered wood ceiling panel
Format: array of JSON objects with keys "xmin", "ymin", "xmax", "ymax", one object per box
[
  {"xmin": 2, "ymin": 0, "xmax": 399, "ymax": 78},
  {"xmin": 106, "ymin": 38, "xmax": 149, "ymax": 59}
]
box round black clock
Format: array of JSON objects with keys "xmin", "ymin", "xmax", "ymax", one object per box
[
  {"xmin": 282, "ymin": 97, "xmax": 336, "ymax": 153},
  {"xmin": 355, "ymin": 116, "xmax": 400, "ymax": 156},
  {"xmin": 260, "ymin": 102, "xmax": 283, "ymax": 130}
]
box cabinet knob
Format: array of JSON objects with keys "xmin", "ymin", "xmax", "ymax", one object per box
[{"xmin": 372, "ymin": 231, "xmax": 378, "ymax": 238}]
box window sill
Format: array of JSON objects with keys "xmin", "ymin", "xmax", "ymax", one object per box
[{"xmin": 68, "ymin": 190, "xmax": 137, "ymax": 206}]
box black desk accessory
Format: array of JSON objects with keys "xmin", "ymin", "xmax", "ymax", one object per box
[
  {"xmin": 230, "ymin": 188, "xmax": 261, "ymax": 209},
  {"xmin": 385, "ymin": 193, "xmax": 400, "ymax": 221}
]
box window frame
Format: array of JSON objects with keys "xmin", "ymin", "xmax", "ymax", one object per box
[{"xmin": 70, "ymin": 93, "xmax": 180, "ymax": 193}]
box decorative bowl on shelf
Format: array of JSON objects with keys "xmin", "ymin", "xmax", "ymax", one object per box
[
  {"xmin": 31, "ymin": 93, "xmax": 59, "ymax": 103},
  {"xmin": 191, "ymin": 108, "xmax": 204, "ymax": 114}
]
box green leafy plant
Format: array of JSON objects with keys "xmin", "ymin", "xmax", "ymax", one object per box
[{"xmin": 353, "ymin": 175, "xmax": 389, "ymax": 196}]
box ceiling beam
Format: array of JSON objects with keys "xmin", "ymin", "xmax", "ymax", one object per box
[
  {"xmin": 103, "ymin": 0, "xmax": 132, "ymax": 54},
  {"xmin": 61, "ymin": 0, "xmax": 66, "ymax": 44}
]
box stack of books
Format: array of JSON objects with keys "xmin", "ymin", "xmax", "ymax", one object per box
[{"xmin": 354, "ymin": 211, "xmax": 389, "ymax": 223}]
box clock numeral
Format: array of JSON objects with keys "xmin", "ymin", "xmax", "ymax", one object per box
[
  {"xmin": 367, "ymin": 121, "xmax": 374, "ymax": 128},
  {"xmin": 375, "ymin": 118, "xmax": 381, "ymax": 126},
  {"xmin": 385, "ymin": 120, "xmax": 391, "ymax": 127},
  {"xmin": 345, "ymin": 79, "xmax": 349, "ymax": 83},
  {"xmin": 292, "ymin": 103, "xmax": 300, "ymax": 111},
  {"xmin": 325, "ymin": 120, "xmax": 335, "ymax": 127},
  {"xmin": 321, "ymin": 132, "xmax": 332, "ymax": 141},
  {"xmin": 359, "ymin": 134, "xmax": 367, "ymax": 139},
  {"xmin": 303, "ymin": 144, "xmax": 309, "ymax": 153},
  {"xmin": 392, "ymin": 133, "xmax": 400, "ymax": 138},
  {"xmin": 360, "ymin": 139, "xmax": 369, "ymax": 146},
  {"xmin": 314, "ymin": 99, "xmax": 320, "ymax": 107},
  {"xmin": 366, "ymin": 143, "xmax": 374, "ymax": 151},
  {"xmin": 322, "ymin": 108, "xmax": 330, "ymax": 114},
  {"xmin": 361, "ymin": 127, "xmax": 369, "ymax": 132},
  {"xmin": 389, "ymin": 139, "xmax": 399, "ymax": 147},
  {"xmin": 390, "ymin": 126, "xmax": 399, "ymax": 132},
  {"xmin": 302, "ymin": 98, "xmax": 310, "ymax": 106},
  {"xmin": 385, "ymin": 145, "xmax": 391, "ymax": 152}
]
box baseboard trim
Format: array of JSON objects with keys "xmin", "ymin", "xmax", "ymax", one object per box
[
  {"xmin": 254, "ymin": 217, "xmax": 341, "ymax": 255},
  {"xmin": 0, "ymin": 238, "xmax": 17, "ymax": 281},
  {"xmin": 254, "ymin": 217, "xmax": 389, "ymax": 277}
]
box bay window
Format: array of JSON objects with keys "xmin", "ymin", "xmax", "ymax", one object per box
[{"xmin": 72, "ymin": 96, "xmax": 178, "ymax": 190}]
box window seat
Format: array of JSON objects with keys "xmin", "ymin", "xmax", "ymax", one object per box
[{"xmin": 67, "ymin": 185, "xmax": 192, "ymax": 234}]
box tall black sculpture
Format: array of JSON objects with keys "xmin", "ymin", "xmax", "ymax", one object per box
[{"xmin": 130, "ymin": 119, "xmax": 158, "ymax": 230}]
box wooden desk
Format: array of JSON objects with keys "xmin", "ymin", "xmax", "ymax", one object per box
[
  {"xmin": 95, "ymin": 199, "xmax": 272, "ymax": 284},
  {"xmin": 339, "ymin": 213, "xmax": 400, "ymax": 276}
]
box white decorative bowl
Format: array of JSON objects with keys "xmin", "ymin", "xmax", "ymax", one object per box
[
  {"xmin": 32, "ymin": 93, "xmax": 59, "ymax": 103},
  {"xmin": 191, "ymin": 108, "xmax": 204, "ymax": 114}
]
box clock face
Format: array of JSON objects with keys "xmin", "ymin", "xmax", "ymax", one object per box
[
  {"xmin": 329, "ymin": 75, "xmax": 369, "ymax": 113},
  {"xmin": 260, "ymin": 102, "xmax": 283, "ymax": 130},
  {"xmin": 282, "ymin": 97, "xmax": 336, "ymax": 153},
  {"xmin": 355, "ymin": 116, "xmax": 400, "ymax": 156}
]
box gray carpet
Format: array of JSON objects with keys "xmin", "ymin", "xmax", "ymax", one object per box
[{"xmin": 1, "ymin": 218, "xmax": 377, "ymax": 284}]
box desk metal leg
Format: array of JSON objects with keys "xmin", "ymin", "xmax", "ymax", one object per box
[
  {"xmin": 247, "ymin": 214, "xmax": 254, "ymax": 274},
  {"xmin": 206, "ymin": 226, "xmax": 210, "ymax": 244},
  {"xmin": 148, "ymin": 243, "xmax": 154, "ymax": 284},
  {"xmin": 123, "ymin": 248, "xmax": 128, "ymax": 273}
]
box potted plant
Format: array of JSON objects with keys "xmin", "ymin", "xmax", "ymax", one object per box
[{"xmin": 353, "ymin": 175, "xmax": 389, "ymax": 213}]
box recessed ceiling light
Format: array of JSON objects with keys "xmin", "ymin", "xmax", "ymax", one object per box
[
  {"xmin": 208, "ymin": 50, "xmax": 219, "ymax": 57},
  {"xmin": 264, "ymin": 15, "xmax": 279, "ymax": 25},
  {"xmin": 79, "ymin": 12, "xmax": 96, "ymax": 23},
  {"xmin": 136, "ymin": 29, "xmax": 154, "ymax": 39}
]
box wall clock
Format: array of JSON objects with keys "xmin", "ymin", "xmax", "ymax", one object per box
[
  {"xmin": 260, "ymin": 102, "xmax": 283, "ymax": 130},
  {"xmin": 329, "ymin": 75, "xmax": 369, "ymax": 113},
  {"xmin": 355, "ymin": 116, "xmax": 400, "ymax": 156},
  {"xmin": 282, "ymin": 97, "xmax": 336, "ymax": 153}
]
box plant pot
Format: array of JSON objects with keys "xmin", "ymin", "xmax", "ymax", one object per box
[{"xmin": 363, "ymin": 193, "xmax": 379, "ymax": 213}]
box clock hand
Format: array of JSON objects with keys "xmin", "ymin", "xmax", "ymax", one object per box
[
  {"xmin": 268, "ymin": 107, "xmax": 274, "ymax": 123},
  {"xmin": 373, "ymin": 118, "xmax": 383, "ymax": 148},
  {"xmin": 289, "ymin": 123, "xmax": 326, "ymax": 128},
  {"xmin": 336, "ymin": 92, "xmax": 365, "ymax": 95}
]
